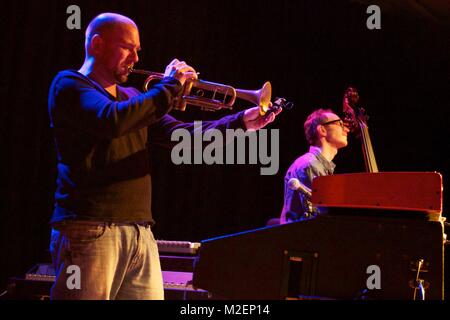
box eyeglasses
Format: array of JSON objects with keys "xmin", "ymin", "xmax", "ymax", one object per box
[{"xmin": 321, "ymin": 119, "xmax": 345, "ymax": 129}]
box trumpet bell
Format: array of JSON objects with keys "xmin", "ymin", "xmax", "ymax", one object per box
[
  {"xmin": 259, "ymin": 82, "xmax": 272, "ymax": 115},
  {"xmin": 236, "ymin": 81, "xmax": 272, "ymax": 116}
]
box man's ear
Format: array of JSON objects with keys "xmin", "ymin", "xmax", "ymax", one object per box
[
  {"xmin": 316, "ymin": 124, "xmax": 327, "ymax": 138},
  {"xmin": 90, "ymin": 34, "xmax": 104, "ymax": 57}
]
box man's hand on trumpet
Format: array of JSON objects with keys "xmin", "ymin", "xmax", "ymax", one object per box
[
  {"xmin": 243, "ymin": 103, "xmax": 282, "ymax": 131},
  {"xmin": 164, "ymin": 58, "xmax": 198, "ymax": 86}
]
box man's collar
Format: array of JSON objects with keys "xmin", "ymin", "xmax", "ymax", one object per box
[{"xmin": 308, "ymin": 146, "xmax": 336, "ymax": 173}]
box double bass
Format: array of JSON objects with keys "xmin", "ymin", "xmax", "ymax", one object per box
[{"xmin": 342, "ymin": 87, "xmax": 379, "ymax": 173}]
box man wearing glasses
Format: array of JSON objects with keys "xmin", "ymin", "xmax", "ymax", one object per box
[{"xmin": 280, "ymin": 109, "xmax": 350, "ymax": 224}]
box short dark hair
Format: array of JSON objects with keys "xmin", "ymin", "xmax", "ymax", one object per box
[{"xmin": 304, "ymin": 108, "xmax": 334, "ymax": 145}]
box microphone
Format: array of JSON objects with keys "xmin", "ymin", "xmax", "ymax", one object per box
[{"xmin": 288, "ymin": 178, "xmax": 312, "ymax": 198}]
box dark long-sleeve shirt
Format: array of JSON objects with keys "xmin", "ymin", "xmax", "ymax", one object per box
[{"xmin": 48, "ymin": 70, "xmax": 246, "ymax": 224}]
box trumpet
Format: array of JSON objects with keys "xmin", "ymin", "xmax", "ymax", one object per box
[{"xmin": 129, "ymin": 68, "xmax": 272, "ymax": 115}]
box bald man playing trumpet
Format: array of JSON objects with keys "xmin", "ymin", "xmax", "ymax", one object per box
[{"xmin": 48, "ymin": 12, "xmax": 281, "ymax": 300}]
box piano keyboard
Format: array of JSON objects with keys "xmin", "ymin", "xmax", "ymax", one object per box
[{"xmin": 157, "ymin": 240, "xmax": 201, "ymax": 255}]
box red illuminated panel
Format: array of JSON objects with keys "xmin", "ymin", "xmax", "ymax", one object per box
[{"xmin": 311, "ymin": 172, "xmax": 443, "ymax": 216}]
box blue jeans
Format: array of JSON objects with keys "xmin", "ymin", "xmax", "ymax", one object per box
[{"xmin": 49, "ymin": 221, "xmax": 163, "ymax": 300}]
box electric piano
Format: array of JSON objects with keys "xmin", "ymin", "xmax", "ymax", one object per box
[{"xmin": 192, "ymin": 172, "xmax": 446, "ymax": 300}]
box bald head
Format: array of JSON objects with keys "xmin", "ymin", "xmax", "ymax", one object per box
[
  {"xmin": 85, "ymin": 13, "xmax": 138, "ymax": 53},
  {"xmin": 80, "ymin": 12, "xmax": 141, "ymax": 85}
]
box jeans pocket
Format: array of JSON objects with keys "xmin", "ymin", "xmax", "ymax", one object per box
[
  {"xmin": 66, "ymin": 222, "xmax": 107, "ymax": 242},
  {"xmin": 64, "ymin": 222, "xmax": 107, "ymax": 258}
]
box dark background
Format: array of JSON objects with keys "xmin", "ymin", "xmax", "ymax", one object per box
[{"xmin": 1, "ymin": 0, "xmax": 449, "ymax": 295}]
